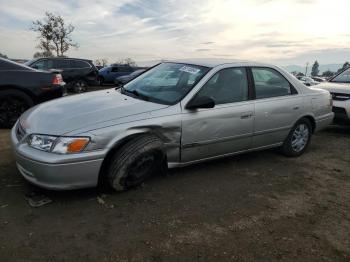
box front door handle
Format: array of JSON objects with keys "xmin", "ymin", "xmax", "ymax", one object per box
[
  {"xmin": 293, "ymin": 105, "xmax": 300, "ymax": 110},
  {"xmin": 240, "ymin": 112, "xmax": 253, "ymax": 119}
]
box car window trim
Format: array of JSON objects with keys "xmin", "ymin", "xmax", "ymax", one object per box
[
  {"xmin": 249, "ymin": 66, "xmax": 298, "ymax": 100},
  {"xmin": 38, "ymin": 59, "xmax": 92, "ymax": 70}
]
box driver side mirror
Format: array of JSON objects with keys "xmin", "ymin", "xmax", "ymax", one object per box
[{"xmin": 186, "ymin": 96, "xmax": 215, "ymax": 110}]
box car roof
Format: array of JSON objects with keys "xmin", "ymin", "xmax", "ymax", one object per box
[
  {"xmin": 163, "ymin": 58, "xmax": 275, "ymax": 68},
  {"xmin": 33, "ymin": 57, "xmax": 91, "ymax": 62}
]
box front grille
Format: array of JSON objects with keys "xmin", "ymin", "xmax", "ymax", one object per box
[
  {"xmin": 16, "ymin": 122, "xmax": 26, "ymax": 141},
  {"xmin": 331, "ymin": 92, "xmax": 350, "ymax": 101}
]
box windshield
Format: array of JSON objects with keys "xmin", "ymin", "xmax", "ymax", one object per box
[
  {"xmin": 331, "ymin": 68, "xmax": 350, "ymax": 83},
  {"xmin": 122, "ymin": 63, "xmax": 210, "ymax": 105}
]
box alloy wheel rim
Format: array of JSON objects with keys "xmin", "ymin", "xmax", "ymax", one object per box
[
  {"xmin": 75, "ymin": 81, "xmax": 86, "ymax": 92},
  {"xmin": 291, "ymin": 124, "xmax": 309, "ymax": 152}
]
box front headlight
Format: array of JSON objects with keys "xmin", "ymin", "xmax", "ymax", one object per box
[{"xmin": 27, "ymin": 134, "xmax": 90, "ymax": 154}]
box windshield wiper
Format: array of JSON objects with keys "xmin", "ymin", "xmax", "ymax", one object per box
[{"xmin": 120, "ymin": 86, "xmax": 149, "ymax": 101}]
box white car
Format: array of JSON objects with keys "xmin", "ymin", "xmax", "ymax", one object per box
[
  {"xmin": 300, "ymin": 76, "xmax": 319, "ymax": 86},
  {"xmin": 317, "ymin": 68, "xmax": 350, "ymax": 124}
]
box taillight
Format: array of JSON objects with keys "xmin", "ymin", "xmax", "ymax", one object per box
[
  {"xmin": 52, "ymin": 74, "xmax": 63, "ymax": 85},
  {"xmin": 329, "ymin": 95, "xmax": 333, "ymax": 107}
]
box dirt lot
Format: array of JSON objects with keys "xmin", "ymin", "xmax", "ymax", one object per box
[{"xmin": 0, "ymin": 123, "xmax": 349, "ymax": 261}]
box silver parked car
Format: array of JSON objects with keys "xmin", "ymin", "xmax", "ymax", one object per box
[{"xmin": 11, "ymin": 61, "xmax": 334, "ymax": 191}]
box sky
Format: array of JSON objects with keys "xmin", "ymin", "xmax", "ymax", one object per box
[{"xmin": 0, "ymin": 0, "xmax": 349, "ymax": 66}]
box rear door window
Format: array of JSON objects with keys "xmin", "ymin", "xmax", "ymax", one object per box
[
  {"xmin": 251, "ymin": 67, "xmax": 294, "ymax": 99},
  {"xmin": 72, "ymin": 60, "xmax": 90, "ymax": 68},
  {"xmin": 54, "ymin": 59, "xmax": 72, "ymax": 69}
]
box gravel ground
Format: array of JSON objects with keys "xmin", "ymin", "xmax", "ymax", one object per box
[{"xmin": 0, "ymin": 104, "xmax": 349, "ymax": 261}]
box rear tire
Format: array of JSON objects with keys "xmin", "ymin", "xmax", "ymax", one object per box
[
  {"xmin": 107, "ymin": 135, "xmax": 166, "ymax": 191},
  {"xmin": 282, "ymin": 118, "xmax": 312, "ymax": 157},
  {"xmin": 0, "ymin": 90, "xmax": 33, "ymax": 128}
]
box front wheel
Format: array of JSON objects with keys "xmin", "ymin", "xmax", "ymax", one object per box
[
  {"xmin": 282, "ymin": 118, "xmax": 312, "ymax": 157},
  {"xmin": 107, "ymin": 135, "xmax": 166, "ymax": 191}
]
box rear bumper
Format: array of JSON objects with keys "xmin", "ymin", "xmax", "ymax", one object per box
[
  {"xmin": 315, "ymin": 112, "xmax": 334, "ymax": 132},
  {"xmin": 37, "ymin": 85, "xmax": 66, "ymax": 103},
  {"xmin": 11, "ymin": 124, "xmax": 104, "ymax": 190}
]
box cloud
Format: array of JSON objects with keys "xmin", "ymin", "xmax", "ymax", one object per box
[{"xmin": 0, "ymin": 0, "xmax": 349, "ymax": 65}]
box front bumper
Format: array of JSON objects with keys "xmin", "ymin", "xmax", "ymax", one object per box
[
  {"xmin": 332, "ymin": 100, "xmax": 350, "ymax": 123},
  {"xmin": 11, "ymin": 124, "xmax": 104, "ymax": 190}
]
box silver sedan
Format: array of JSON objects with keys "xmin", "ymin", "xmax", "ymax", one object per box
[{"xmin": 11, "ymin": 61, "xmax": 334, "ymax": 191}]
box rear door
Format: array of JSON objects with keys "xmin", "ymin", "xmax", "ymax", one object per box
[
  {"xmin": 53, "ymin": 59, "xmax": 73, "ymax": 82},
  {"xmin": 250, "ymin": 67, "xmax": 303, "ymax": 148},
  {"xmin": 181, "ymin": 67, "xmax": 254, "ymax": 162},
  {"xmin": 72, "ymin": 60, "xmax": 94, "ymax": 82}
]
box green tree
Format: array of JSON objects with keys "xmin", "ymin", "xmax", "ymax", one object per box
[
  {"xmin": 322, "ymin": 70, "xmax": 335, "ymax": 77},
  {"xmin": 311, "ymin": 60, "xmax": 319, "ymax": 76},
  {"xmin": 337, "ymin": 61, "xmax": 350, "ymax": 73},
  {"xmin": 0, "ymin": 52, "xmax": 8, "ymax": 59},
  {"xmin": 31, "ymin": 12, "xmax": 77, "ymax": 57}
]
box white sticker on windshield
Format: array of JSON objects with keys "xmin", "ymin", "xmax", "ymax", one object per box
[{"xmin": 179, "ymin": 66, "xmax": 200, "ymax": 74}]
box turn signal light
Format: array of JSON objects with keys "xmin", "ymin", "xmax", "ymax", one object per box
[{"xmin": 67, "ymin": 138, "xmax": 90, "ymax": 153}]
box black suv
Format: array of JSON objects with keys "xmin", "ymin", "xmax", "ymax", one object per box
[
  {"xmin": 25, "ymin": 58, "xmax": 99, "ymax": 92},
  {"xmin": 0, "ymin": 57, "xmax": 65, "ymax": 128}
]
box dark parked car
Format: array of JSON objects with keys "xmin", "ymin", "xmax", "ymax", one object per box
[
  {"xmin": 114, "ymin": 69, "xmax": 146, "ymax": 86},
  {"xmin": 0, "ymin": 57, "xmax": 65, "ymax": 128},
  {"xmin": 98, "ymin": 65, "xmax": 135, "ymax": 85},
  {"xmin": 25, "ymin": 58, "xmax": 99, "ymax": 93}
]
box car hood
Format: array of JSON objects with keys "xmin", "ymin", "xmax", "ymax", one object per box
[
  {"xmin": 317, "ymin": 82, "xmax": 350, "ymax": 93},
  {"xmin": 20, "ymin": 89, "xmax": 168, "ymax": 135}
]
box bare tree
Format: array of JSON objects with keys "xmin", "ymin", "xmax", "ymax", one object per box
[
  {"xmin": 95, "ymin": 58, "xmax": 109, "ymax": 67},
  {"xmin": 33, "ymin": 51, "xmax": 54, "ymax": 58},
  {"xmin": 31, "ymin": 12, "xmax": 78, "ymax": 57},
  {"xmin": 31, "ymin": 13, "xmax": 55, "ymax": 55},
  {"xmin": 114, "ymin": 58, "xmax": 137, "ymax": 67}
]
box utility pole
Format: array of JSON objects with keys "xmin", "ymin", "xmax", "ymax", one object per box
[{"xmin": 305, "ymin": 62, "xmax": 309, "ymax": 76}]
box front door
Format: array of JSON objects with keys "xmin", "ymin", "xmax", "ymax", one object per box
[{"xmin": 181, "ymin": 67, "xmax": 254, "ymax": 163}]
